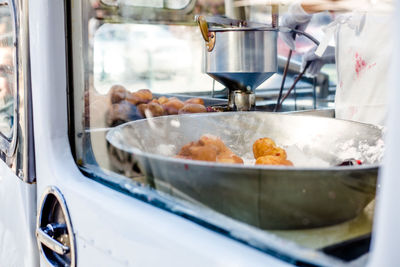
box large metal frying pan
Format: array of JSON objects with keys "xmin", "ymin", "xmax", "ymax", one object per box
[{"xmin": 106, "ymin": 112, "xmax": 384, "ymax": 230}]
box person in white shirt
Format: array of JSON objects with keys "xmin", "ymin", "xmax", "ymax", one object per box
[{"xmin": 280, "ymin": 1, "xmax": 394, "ymax": 126}]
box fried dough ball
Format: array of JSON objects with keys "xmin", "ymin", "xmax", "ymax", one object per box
[
  {"xmin": 109, "ymin": 85, "xmax": 128, "ymax": 104},
  {"xmin": 267, "ymin": 147, "xmax": 287, "ymax": 159},
  {"xmin": 252, "ymin": 137, "xmax": 293, "ymax": 166},
  {"xmin": 137, "ymin": 102, "xmax": 165, "ymax": 118},
  {"xmin": 253, "ymin": 138, "xmax": 277, "ymax": 159},
  {"xmin": 158, "ymin": 96, "xmax": 169, "ymax": 105},
  {"xmin": 177, "ymin": 134, "xmax": 243, "ymax": 164},
  {"xmin": 178, "ymin": 103, "xmax": 207, "ymax": 114},
  {"xmin": 184, "ymin": 98, "xmax": 205, "ymax": 105},
  {"xmin": 253, "ymin": 138, "xmax": 287, "ymax": 159},
  {"xmin": 255, "ymin": 155, "xmax": 293, "ymax": 166},
  {"xmin": 163, "ymin": 99, "xmax": 185, "ymax": 115}
]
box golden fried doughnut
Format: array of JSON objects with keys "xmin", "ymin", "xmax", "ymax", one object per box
[
  {"xmin": 109, "ymin": 85, "xmax": 128, "ymax": 104},
  {"xmin": 255, "ymin": 155, "xmax": 293, "ymax": 166},
  {"xmin": 184, "ymin": 98, "xmax": 205, "ymax": 105},
  {"xmin": 269, "ymin": 147, "xmax": 287, "ymax": 159},
  {"xmin": 178, "ymin": 103, "xmax": 207, "ymax": 114},
  {"xmin": 253, "ymin": 137, "xmax": 278, "ymax": 159},
  {"xmin": 163, "ymin": 99, "xmax": 185, "ymax": 115}
]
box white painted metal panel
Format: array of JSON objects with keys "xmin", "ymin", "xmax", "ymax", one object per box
[
  {"xmin": 0, "ymin": 160, "xmax": 38, "ymax": 267},
  {"xmin": 28, "ymin": 0, "xmax": 290, "ymax": 265}
]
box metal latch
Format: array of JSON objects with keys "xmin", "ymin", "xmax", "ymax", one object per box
[{"xmin": 36, "ymin": 223, "xmax": 70, "ymax": 255}]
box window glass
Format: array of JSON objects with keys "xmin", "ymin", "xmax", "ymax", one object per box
[
  {"xmin": 71, "ymin": 0, "xmax": 394, "ymax": 265},
  {"xmin": 93, "ymin": 23, "xmax": 223, "ymax": 95},
  {"xmin": 0, "ymin": 2, "xmax": 15, "ymax": 140}
]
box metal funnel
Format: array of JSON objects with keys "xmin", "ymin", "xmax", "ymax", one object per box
[
  {"xmin": 203, "ymin": 27, "xmax": 278, "ymax": 110},
  {"xmin": 207, "ymin": 72, "xmax": 276, "ymax": 92}
]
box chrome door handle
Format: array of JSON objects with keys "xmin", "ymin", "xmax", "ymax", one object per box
[
  {"xmin": 36, "ymin": 224, "xmax": 70, "ymax": 255},
  {"xmin": 37, "ymin": 187, "xmax": 75, "ymax": 266}
]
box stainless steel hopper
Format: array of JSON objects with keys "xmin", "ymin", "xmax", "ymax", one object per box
[{"xmin": 197, "ymin": 16, "xmax": 278, "ymax": 111}]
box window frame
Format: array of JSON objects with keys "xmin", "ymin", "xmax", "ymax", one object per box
[
  {"xmin": 66, "ymin": 2, "xmax": 347, "ymax": 266},
  {"xmin": 115, "ymin": 0, "xmax": 195, "ymax": 10},
  {"xmin": 97, "ymin": 0, "xmax": 197, "ymax": 23}
]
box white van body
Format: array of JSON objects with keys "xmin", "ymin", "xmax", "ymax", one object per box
[
  {"xmin": 0, "ymin": 0, "xmax": 290, "ymax": 266},
  {"xmin": 1, "ymin": 0, "xmax": 400, "ymax": 266}
]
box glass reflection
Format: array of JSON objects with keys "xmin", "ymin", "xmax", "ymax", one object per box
[{"xmin": 0, "ymin": 6, "xmax": 14, "ymax": 140}]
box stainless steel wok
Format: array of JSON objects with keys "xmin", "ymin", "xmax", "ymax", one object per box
[{"xmin": 106, "ymin": 112, "xmax": 383, "ymax": 230}]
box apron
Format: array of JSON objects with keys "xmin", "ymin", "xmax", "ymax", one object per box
[{"xmin": 333, "ymin": 12, "xmax": 393, "ymax": 126}]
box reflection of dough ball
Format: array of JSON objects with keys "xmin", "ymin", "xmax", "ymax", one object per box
[
  {"xmin": 126, "ymin": 93, "xmax": 140, "ymax": 105},
  {"xmin": 106, "ymin": 100, "xmax": 143, "ymax": 127},
  {"xmin": 136, "ymin": 89, "xmax": 153, "ymax": 102},
  {"xmin": 185, "ymin": 98, "xmax": 204, "ymax": 105},
  {"xmin": 163, "ymin": 99, "xmax": 185, "ymax": 115},
  {"xmin": 138, "ymin": 102, "xmax": 165, "ymax": 118},
  {"xmin": 179, "ymin": 103, "xmax": 207, "ymax": 114},
  {"xmin": 255, "ymin": 155, "xmax": 293, "ymax": 166},
  {"xmin": 216, "ymin": 153, "xmax": 244, "ymax": 164},
  {"xmin": 147, "ymin": 102, "xmax": 165, "ymax": 117},
  {"xmin": 158, "ymin": 96, "xmax": 169, "ymax": 104},
  {"xmin": 176, "ymin": 134, "xmax": 243, "ymax": 164},
  {"xmin": 187, "ymin": 145, "xmax": 218, "ymax": 162},
  {"xmin": 199, "ymin": 135, "xmax": 228, "ymax": 153},
  {"xmin": 137, "ymin": 104, "xmax": 147, "ymax": 117},
  {"xmin": 253, "ymin": 137, "xmax": 277, "ymax": 159},
  {"xmin": 109, "ymin": 85, "xmax": 128, "ymax": 104},
  {"xmin": 126, "ymin": 89, "xmax": 153, "ymax": 105},
  {"xmin": 177, "ymin": 141, "xmax": 196, "ymax": 158}
]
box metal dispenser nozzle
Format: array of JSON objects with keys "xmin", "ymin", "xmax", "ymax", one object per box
[{"xmin": 197, "ymin": 10, "xmax": 278, "ymax": 111}]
